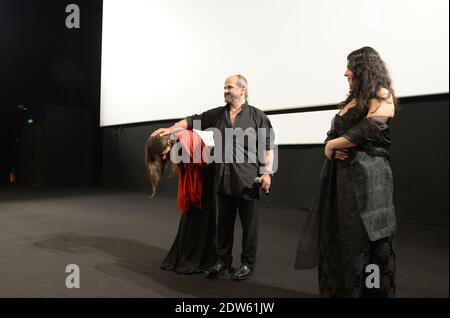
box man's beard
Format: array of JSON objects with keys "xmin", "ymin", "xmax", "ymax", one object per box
[{"xmin": 224, "ymin": 94, "xmax": 235, "ymax": 104}]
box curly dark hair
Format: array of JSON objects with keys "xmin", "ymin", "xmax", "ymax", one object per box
[{"xmin": 341, "ymin": 46, "xmax": 397, "ymax": 114}]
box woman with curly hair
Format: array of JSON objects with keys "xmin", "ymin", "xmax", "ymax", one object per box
[
  {"xmin": 296, "ymin": 47, "xmax": 397, "ymax": 298},
  {"xmin": 145, "ymin": 130, "xmax": 216, "ymax": 274}
]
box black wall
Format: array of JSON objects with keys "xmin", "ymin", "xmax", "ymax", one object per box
[
  {"xmin": 389, "ymin": 95, "xmax": 449, "ymax": 226},
  {"xmin": 100, "ymin": 94, "xmax": 449, "ymax": 226},
  {"xmin": 0, "ymin": 0, "xmax": 103, "ymax": 185}
]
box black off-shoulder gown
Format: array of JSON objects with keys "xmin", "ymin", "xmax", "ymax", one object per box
[{"xmin": 296, "ymin": 108, "xmax": 396, "ymax": 298}]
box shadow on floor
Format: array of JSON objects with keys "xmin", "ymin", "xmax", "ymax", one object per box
[{"xmin": 34, "ymin": 232, "xmax": 315, "ymax": 298}]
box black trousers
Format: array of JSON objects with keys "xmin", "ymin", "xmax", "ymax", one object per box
[{"xmin": 216, "ymin": 194, "xmax": 258, "ymax": 269}]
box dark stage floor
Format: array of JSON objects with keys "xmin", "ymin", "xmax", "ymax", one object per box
[{"xmin": 0, "ymin": 184, "xmax": 448, "ymax": 298}]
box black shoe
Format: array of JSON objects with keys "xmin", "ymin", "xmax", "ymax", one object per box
[
  {"xmin": 232, "ymin": 265, "xmax": 253, "ymax": 281},
  {"xmin": 206, "ymin": 263, "xmax": 232, "ymax": 279}
]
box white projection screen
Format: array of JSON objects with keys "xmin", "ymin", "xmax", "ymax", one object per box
[{"xmin": 100, "ymin": 0, "xmax": 449, "ymax": 144}]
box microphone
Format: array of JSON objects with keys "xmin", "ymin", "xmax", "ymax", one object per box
[{"xmin": 254, "ymin": 177, "xmax": 270, "ymax": 195}]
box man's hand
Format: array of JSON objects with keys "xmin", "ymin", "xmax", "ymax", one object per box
[
  {"xmin": 260, "ymin": 174, "xmax": 271, "ymax": 193},
  {"xmin": 150, "ymin": 119, "xmax": 188, "ymax": 138},
  {"xmin": 150, "ymin": 127, "xmax": 173, "ymax": 138}
]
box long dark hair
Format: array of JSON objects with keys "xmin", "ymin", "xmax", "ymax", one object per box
[
  {"xmin": 341, "ymin": 46, "xmax": 397, "ymax": 114},
  {"xmin": 144, "ymin": 134, "xmax": 177, "ymax": 197}
]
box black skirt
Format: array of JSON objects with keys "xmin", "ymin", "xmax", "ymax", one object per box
[
  {"xmin": 318, "ymin": 159, "xmax": 396, "ymax": 298},
  {"xmin": 161, "ymin": 163, "xmax": 217, "ymax": 274}
]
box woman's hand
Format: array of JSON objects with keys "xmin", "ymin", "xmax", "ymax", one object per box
[
  {"xmin": 325, "ymin": 138, "xmax": 353, "ymax": 160},
  {"xmin": 334, "ymin": 149, "xmax": 349, "ymax": 161},
  {"xmin": 325, "ymin": 140, "xmax": 349, "ymax": 161},
  {"xmin": 324, "ymin": 141, "xmax": 335, "ymax": 160}
]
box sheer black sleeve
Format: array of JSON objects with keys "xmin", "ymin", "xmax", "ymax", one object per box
[{"xmin": 343, "ymin": 117, "xmax": 391, "ymax": 148}]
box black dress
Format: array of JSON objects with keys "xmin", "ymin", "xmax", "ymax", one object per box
[
  {"xmin": 160, "ymin": 161, "xmax": 217, "ymax": 274},
  {"xmin": 295, "ymin": 107, "xmax": 396, "ymax": 298}
]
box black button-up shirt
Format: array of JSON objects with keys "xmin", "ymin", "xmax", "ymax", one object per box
[{"xmin": 186, "ymin": 103, "xmax": 274, "ymax": 200}]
